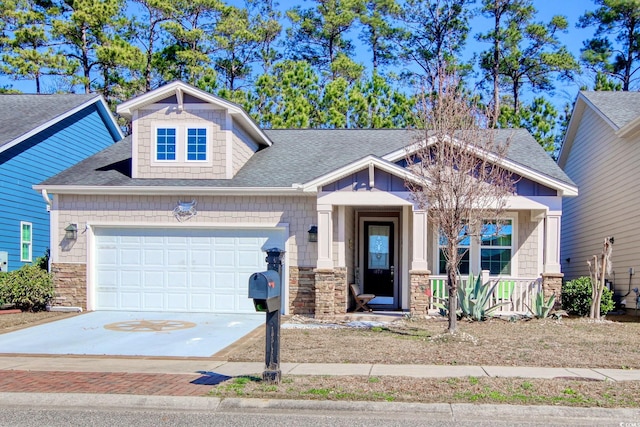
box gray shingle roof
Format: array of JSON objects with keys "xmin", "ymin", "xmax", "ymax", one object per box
[
  {"xmin": 0, "ymin": 93, "xmax": 100, "ymax": 149},
  {"xmin": 40, "ymin": 128, "xmax": 575, "ymax": 188},
  {"xmin": 580, "ymin": 91, "xmax": 640, "ymax": 130}
]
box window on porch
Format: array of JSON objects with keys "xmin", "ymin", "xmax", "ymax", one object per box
[{"xmin": 437, "ymin": 219, "xmax": 513, "ymax": 276}]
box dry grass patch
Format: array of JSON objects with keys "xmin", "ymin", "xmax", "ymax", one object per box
[
  {"xmin": 0, "ymin": 311, "xmax": 78, "ymax": 333},
  {"xmin": 227, "ymin": 314, "xmax": 640, "ymax": 369},
  {"xmin": 209, "ymin": 375, "xmax": 640, "ymax": 408}
]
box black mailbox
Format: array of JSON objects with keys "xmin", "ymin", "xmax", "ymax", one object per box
[{"xmin": 248, "ymin": 270, "xmax": 281, "ymax": 312}]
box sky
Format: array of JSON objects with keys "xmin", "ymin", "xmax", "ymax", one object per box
[{"xmin": 0, "ymin": 0, "xmax": 600, "ymax": 109}]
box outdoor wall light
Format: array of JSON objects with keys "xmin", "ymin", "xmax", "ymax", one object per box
[
  {"xmin": 308, "ymin": 225, "xmax": 318, "ymax": 243},
  {"xmin": 65, "ymin": 224, "xmax": 78, "ymax": 240}
]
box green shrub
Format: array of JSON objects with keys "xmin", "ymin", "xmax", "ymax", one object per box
[
  {"xmin": 0, "ymin": 264, "xmax": 54, "ymax": 312},
  {"xmin": 561, "ymin": 276, "xmax": 614, "ymax": 316},
  {"xmin": 35, "ymin": 249, "xmax": 50, "ymax": 272}
]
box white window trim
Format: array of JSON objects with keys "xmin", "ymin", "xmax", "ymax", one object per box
[
  {"xmin": 154, "ymin": 126, "xmax": 177, "ymax": 162},
  {"xmin": 184, "ymin": 126, "xmax": 209, "ymax": 163},
  {"xmin": 434, "ymin": 214, "xmax": 518, "ymax": 277},
  {"xmin": 20, "ymin": 221, "xmax": 32, "ymax": 262},
  {"xmin": 151, "ymin": 122, "xmax": 213, "ymax": 166}
]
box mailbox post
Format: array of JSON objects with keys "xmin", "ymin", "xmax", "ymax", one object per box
[{"xmin": 248, "ymin": 247, "xmax": 285, "ymax": 384}]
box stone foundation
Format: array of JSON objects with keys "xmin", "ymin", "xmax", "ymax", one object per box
[
  {"xmin": 51, "ymin": 263, "xmax": 87, "ymax": 309},
  {"xmin": 314, "ymin": 267, "xmax": 348, "ymax": 318},
  {"xmin": 542, "ymin": 272, "xmax": 563, "ymax": 309},
  {"xmin": 410, "ymin": 270, "xmax": 431, "ymax": 314},
  {"xmin": 288, "ymin": 266, "xmax": 315, "ymax": 315}
]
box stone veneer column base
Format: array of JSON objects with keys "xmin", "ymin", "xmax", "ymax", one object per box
[
  {"xmin": 288, "ymin": 266, "xmax": 316, "ymax": 315},
  {"xmin": 51, "ymin": 263, "xmax": 87, "ymax": 310},
  {"xmin": 314, "ymin": 267, "xmax": 348, "ymax": 319},
  {"xmin": 410, "ymin": 270, "xmax": 431, "ymax": 315},
  {"xmin": 542, "ymin": 272, "xmax": 564, "ymax": 309}
]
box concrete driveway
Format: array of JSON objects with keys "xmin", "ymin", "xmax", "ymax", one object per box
[{"xmin": 0, "ymin": 311, "xmax": 264, "ymax": 358}]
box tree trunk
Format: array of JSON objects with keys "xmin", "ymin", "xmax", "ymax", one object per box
[
  {"xmin": 447, "ymin": 267, "xmax": 458, "ymax": 333},
  {"xmin": 491, "ymin": 3, "xmax": 500, "ymax": 126}
]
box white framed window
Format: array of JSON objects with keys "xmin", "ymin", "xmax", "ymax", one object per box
[
  {"xmin": 438, "ymin": 224, "xmax": 470, "ymax": 275},
  {"xmin": 480, "ymin": 219, "xmax": 513, "ymax": 275},
  {"xmin": 20, "ymin": 221, "xmax": 32, "ymax": 262},
  {"xmin": 437, "ymin": 217, "xmax": 515, "ymax": 276},
  {"xmin": 185, "ymin": 127, "xmax": 207, "ymax": 161},
  {"xmin": 156, "ymin": 127, "xmax": 177, "ymax": 161}
]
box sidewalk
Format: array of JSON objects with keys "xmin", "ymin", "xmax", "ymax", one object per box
[{"xmin": 1, "ymin": 355, "xmax": 639, "ymax": 381}]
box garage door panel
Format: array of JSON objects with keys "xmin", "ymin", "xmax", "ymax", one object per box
[
  {"xmin": 120, "ymin": 249, "xmax": 142, "ymax": 266},
  {"xmin": 97, "ymin": 269, "xmax": 117, "ymax": 286},
  {"xmin": 120, "ymin": 292, "xmax": 142, "ymax": 310},
  {"xmin": 143, "ymin": 271, "xmax": 164, "ymax": 288},
  {"xmin": 166, "ymin": 293, "xmax": 188, "ymax": 311},
  {"xmin": 238, "ymin": 250, "xmax": 262, "ymax": 268},
  {"xmin": 191, "ymin": 272, "xmax": 212, "ymax": 288},
  {"xmin": 191, "ymin": 293, "xmax": 212, "ymax": 310},
  {"xmin": 142, "ymin": 293, "xmax": 164, "ymax": 310},
  {"xmin": 167, "ymin": 271, "xmax": 188, "ymax": 288},
  {"xmin": 99, "ymin": 248, "xmax": 117, "ymax": 265},
  {"xmin": 168, "ymin": 250, "xmax": 187, "ymax": 266},
  {"xmin": 143, "ymin": 249, "xmax": 165, "ymax": 266},
  {"xmin": 190, "ymin": 250, "xmax": 213, "ymax": 267},
  {"xmin": 214, "ymin": 250, "xmax": 235, "ymax": 267},
  {"xmin": 97, "ymin": 291, "xmax": 117, "ymax": 309},
  {"xmin": 120, "ymin": 270, "xmax": 142, "ymax": 287},
  {"xmin": 95, "ymin": 227, "xmax": 285, "ymax": 312}
]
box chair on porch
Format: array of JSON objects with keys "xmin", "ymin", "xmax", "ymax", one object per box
[{"xmin": 350, "ymin": 284, "xmax": 376, "ymax": 312}]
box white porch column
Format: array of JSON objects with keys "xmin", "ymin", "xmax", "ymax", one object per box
[
  {"xmin": 544, "ymin": 212, "xmax": 562, "ymax": 274},
  {"xmin": 411, "ymin": 208, "xmax": 429, "ymax": 271},
  {"xmin": 317, "ymin": 204, "xmax": 334, "ymax": 270},
  {"xmin": 337, "ymin": 205, "xmax": 346, "ymax": 268}
]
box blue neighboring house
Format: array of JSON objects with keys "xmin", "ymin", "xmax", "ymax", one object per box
[{"xmin": 0, "ymin": 94, "xmax": 123, "ymax": 272}]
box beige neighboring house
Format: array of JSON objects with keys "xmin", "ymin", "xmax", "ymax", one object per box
[
  {"xmin": 35, "ymin": 81, "xmax": 576, "ymax": 316},
  {"xmin": 559, "ymin": 91, "xmax": 640, "ymax": 304}
]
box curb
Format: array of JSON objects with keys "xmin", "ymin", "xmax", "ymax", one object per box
[{"xmin": 2, "ymin": 392, "xmax": 639, "ymax": 422}]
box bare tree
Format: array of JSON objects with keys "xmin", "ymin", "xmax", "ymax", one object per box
[
  {"xmin": 588, "ymin": 236, "xmax": 613, "ymax": 321},
  {"xmin": 405, "ymin": 72, "xmax": 516, "ymax": 333}
]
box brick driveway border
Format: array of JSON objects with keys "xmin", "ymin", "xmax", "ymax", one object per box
[{"xmin": 0, "ymin": 370, "xmax": 228, "ymax": 396}]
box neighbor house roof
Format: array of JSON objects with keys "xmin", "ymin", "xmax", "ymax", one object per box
[
  {"xmin": 38, "ymin": 128, "xmax": 575, "ymax": 194},
  {"xmin": 558, "ymin": 91, "xmax": 640, "ymax": 167},
  {"xmin": 580, "ymin": 91, "xmax": 640, "ymax": 131},
  {"xmin": 0, "ymin": 93, "xmax": 123, "ymax": 153}
]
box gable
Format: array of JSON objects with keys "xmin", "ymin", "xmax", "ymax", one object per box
[
  {"xmin": 118, "ymin": 81, "xmax": 270, "ymax": 180},
  {"xmin": 321, "ymin": 166, "xmax": 408, "ymax": 192}
]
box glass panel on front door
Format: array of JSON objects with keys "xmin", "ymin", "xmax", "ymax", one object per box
[{"xmin": 364, "ymin": 222, "xmax": 394, "ymax": 299}]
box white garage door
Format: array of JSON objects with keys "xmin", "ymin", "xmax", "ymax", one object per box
[{"xmin": 94, "ymin": 227, "xmax": 286, "ymax": 313}]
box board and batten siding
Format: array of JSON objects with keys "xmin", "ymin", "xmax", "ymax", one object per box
[
  {"xmin": 561, "ymin": 106, "xmax": 640, "ymax": 294},
  {"xmin": 0, "ymin": 105, "xmax": 118, "ymax": 271}
]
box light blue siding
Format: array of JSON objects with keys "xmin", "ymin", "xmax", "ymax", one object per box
[{"xmin": 0, "ymin": 103, "xmax": 120, "ymax": 271}]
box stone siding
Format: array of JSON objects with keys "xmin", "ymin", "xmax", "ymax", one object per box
[
  {"xmin": 410, "ymin": 270, "xmax": 431, "ymax": 314},
  {"xmin": 51, "ymin": 263, "xmax": 87, "ymax": 309},
  {"xmin": 289, "ymin": 266, "xmax": 315, "ymax": 315},
  {"xmin": 542, "ymin": 273, "xmax": 563, "ymax": 309},
  {"xmin": 314, "ymin": 267, "xmax": 348, "ymax": 318}
]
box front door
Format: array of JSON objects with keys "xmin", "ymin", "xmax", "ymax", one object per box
[{"xmin": 363, "ymin": 220, "xmax": 397, "ymax": 307}]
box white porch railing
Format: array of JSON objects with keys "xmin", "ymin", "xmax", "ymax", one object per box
[{"xmin": 429, "ymin": 275, "xmax": 542, "ymax": 315}]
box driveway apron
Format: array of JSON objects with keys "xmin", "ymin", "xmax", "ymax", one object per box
[{"xmin": 0, "ymin": 311, "xmax": 263, "ymax": 357}]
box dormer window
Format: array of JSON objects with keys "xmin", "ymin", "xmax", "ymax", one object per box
[
  {"xmin": 153, "ymin": 124, "xmax": 211, "ymax": 164},
  {"xmin": 156, "ymin": 128, "xmax": 176, "ymax": 161},
  {"xmin": 187, "ymin": 128, "xmax": 207, "ymax": 161}
]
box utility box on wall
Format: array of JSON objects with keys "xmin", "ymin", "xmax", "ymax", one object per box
[{"xmin": 0, "ymin": 251, "xmax": 7, "ymax": 272}]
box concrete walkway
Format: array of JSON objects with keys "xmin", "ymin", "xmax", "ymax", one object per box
[{"xmin": 1, "ymin": 355, "xmax": 639, "ymax": 382}]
